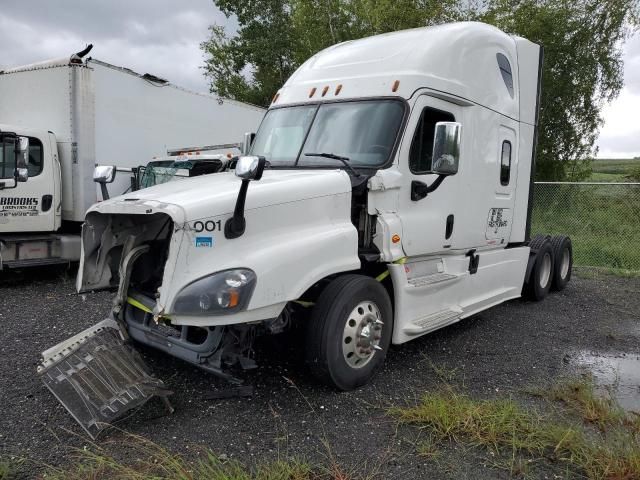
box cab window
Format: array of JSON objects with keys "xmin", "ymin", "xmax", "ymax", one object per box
[
  {"xmin": 409, "ymin": 108, "xmax": 455, "ymax": 174},
  {"xmin": 500, "ymin": 140, "xmax": 511, "ymax": 185},
  {"xmin": 0, "ymin": 136, "xmax": 44, "ymax": 179}
]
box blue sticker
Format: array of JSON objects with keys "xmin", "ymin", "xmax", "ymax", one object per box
[{"xmin": 195, "ymin": 236, "xmax": 213, "ymax": 248}]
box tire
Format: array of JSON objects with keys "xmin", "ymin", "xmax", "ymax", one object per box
[
  {"xmin": 305, "ymin": 274, "xmax": 393, "ymax": 391},
  {"xmin": 550, "ymin": 235, "xmax": 572, "ymax": 291},
  {"xmin": 525, "ymin": 237, "xmax": 555, "ymax": 301}
]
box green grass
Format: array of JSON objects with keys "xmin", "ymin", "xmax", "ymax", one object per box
[
  {"xmin": 389, "ymin": 378, "xmax": 640, "ymax": 479},
  {"xmin": 41, "ymin": 432, "xmax": 363, "ymax": 480},
  {"xmin": 532, "ymin": 183, "xmax": 640, "ymax": 270},
  {"xmin": 0, "ymin": 459, "xmax": 15, "ymax": 480},
  {"xmin": 589, "ymin": 158, "xmax": 640, "ymax": 181}
]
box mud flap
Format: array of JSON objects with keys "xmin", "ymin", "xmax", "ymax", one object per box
[{"xmin": 37, "ymin": 318, "xmax": 172, "ymax": 439}]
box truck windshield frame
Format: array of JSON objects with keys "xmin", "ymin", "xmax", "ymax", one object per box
[{"xmin": 250, "ymin": 98, "xmax": 408, "ymax": 171}]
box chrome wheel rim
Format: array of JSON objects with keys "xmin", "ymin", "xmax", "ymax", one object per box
[
  {"xmin": 539, "ymin": 252, "xmax": 552, "ymax": 288},
  {"xmin": 560, "ymin": 247, "xmax": 570, "ymax": 279},
  {"xmin": 342, "ymin": 301, "xmax": 383, "ymax": 369}
]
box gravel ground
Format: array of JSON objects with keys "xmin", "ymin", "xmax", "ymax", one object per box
[{"xmin": 0, "ymin": 267, "xmax": 639, "ymax": 479}]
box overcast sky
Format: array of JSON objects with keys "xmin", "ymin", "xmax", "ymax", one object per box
[{"xmin": 0, "ymin": 0, "xmax": 638, "ymax": 159}]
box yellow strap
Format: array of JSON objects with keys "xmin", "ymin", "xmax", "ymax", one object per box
[
  {"xmin": 376, "ymin": 257, "xmax": 407, "ymax": 282},
  {"xmin": 376, "ymin": 271, "xmax": 390, "ymax": 282},
  {"xmin": 127, "ymin": 296, "xmax": 153, "ymax": 314},
  {"xmin": 294, "ymin": 300, "xmax": 315, "ymax": 307}
]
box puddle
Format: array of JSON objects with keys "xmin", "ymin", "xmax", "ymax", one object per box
[{"xmin": 573, "ymin": 350, "xmax": 640, "ymax": 412}]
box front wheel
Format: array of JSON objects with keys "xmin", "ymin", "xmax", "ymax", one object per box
[{"xmin": 305, "ymin": 275, "xmax": 393, "ymax": 391}]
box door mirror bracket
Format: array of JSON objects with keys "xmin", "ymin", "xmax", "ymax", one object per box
[
  {"xmin": 411, "ymin": 175, "xmax": 446, "ymax": 201},
  {"xmin": 225, "ymin": 156, "xmax": 266, "ymax": 239}
]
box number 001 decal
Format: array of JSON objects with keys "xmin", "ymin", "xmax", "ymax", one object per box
[{"xmin": 193, "ymin": 220, "xmax": 222, "ymax": 232}]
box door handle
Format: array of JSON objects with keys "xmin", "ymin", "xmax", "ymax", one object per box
[{"xmin": 445, "ymin": 214, "xmax": 454, "ymax": 239}]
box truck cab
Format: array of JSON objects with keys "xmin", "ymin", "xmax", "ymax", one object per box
[
  {"xmin": 0, "ymin": 126, "xmax": 68, "ymax": 266},
  {"xmin": 72, "ymin": 23, "xmax": 569, "ymax": 391}
]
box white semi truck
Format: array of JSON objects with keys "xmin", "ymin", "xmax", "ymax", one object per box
[
  {"xmin": 0, "ymin": 47, "xmax": 265, "ymax": 269},
  {"xmin": 39, "ymin": 22, "xmax": 574, "ymax": 435}
]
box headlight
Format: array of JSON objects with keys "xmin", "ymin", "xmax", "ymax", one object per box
[{"xmin": 172, "ymin": 269, "xmax": 257, "ymax": 315}]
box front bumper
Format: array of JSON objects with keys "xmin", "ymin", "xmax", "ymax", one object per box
[{"xmin": 123, "ymin": 295, "xmax": 249, "ymax": 382}]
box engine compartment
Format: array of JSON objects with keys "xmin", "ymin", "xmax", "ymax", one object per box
[{"xmin": 78, "ymin": 212, "xmax": 174, "ymax": 293}]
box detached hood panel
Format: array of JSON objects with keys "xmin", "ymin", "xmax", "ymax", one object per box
[{"xmin": 90, "ymin": 170, "xmax": 353, "ymax": 222}]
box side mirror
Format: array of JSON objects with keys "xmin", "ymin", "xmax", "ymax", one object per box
[
  {"xmin": 93, "ymin": 165, "xmax": 116, "ymax": 201},
  {"xmin": 93, "ymin": 165, "xmax": 116, "ymax": 184},
  {"xmin": 431, "ymin": 122, "xmax": 461, "ymax": 176},
  {"xmin": 15, "ymin": 137, "xmax": 29, "ymax": 182},
  {"xmin": 16, "ymin": 168, "xmax": 28, "ymax": 182},
  {"xmin": 235, "ymin": 155, "xmax": 266, "ymax": 181},
  {"xmin": 226, "ymin": 156, "xmax": 266, "ymax": 239},
  {"xmin": 242, "ymin": 132, "xmax": 256, "ymax": 155}
]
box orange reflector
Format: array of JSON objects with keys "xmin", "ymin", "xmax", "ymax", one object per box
[
  {"xmin": 392, "ymin": 80, "xmax": 400, "ymax": 92},
  {"xmin": 392, "ymin": 234, "xmax": 401, "ymax": 244},
  {"xmin": 322, "ymin": 86, "xmax": 329, "ymax": 97},
  {"xmin": 309, "ymin": 87, "xmax": 317, "ymax": 98},
  {"xmin": 335, "ymin": 84, "xmax": 342, "ymax": 95},
  {"xmin": 272, "ymin": 93, "xmax": 280, "ymax": 103},
  {"xmin": 228, "ymin": 290, "xmax": 240, "ymax": 308}
]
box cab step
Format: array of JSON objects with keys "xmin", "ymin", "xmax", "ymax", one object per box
[
  {"xmin": 403, "ymin": 307, "xmax": 463, "ymax": 336},
  {"xmin": 408, "ymin": 272, "xmax": 460, "ymax": 287}
]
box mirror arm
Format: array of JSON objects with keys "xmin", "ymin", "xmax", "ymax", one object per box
[
  {"xmin": 100, "ymin": 183, "xmax": 110, "ymax": 201},
  {"xmin": 225, "ymin": 179, "xmax": 250, "ymax": 239},
  {"xmin": 411, "ymin": 174, "xmax": 447, "ymax": 201}
]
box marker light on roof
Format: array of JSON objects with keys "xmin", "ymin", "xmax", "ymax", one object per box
[
  {"xmin": 335, "ymin": 84, "xmax": 343, "ymax": 95},
  {"xmin": 309, "ymin": 87, "xmax": 316, "ymax": 98},
  {"xmin": 272, "ymin": 93, "xmax": 280, "ymax": 103},
  {"xmin": 392, "ymin": 80, "xmax": 400, "ymax": 92},
  {"xmin": 321, "ymin": 86, "xmax": 329, "ymax": 97}
]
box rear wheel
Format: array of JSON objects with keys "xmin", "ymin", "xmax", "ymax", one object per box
[
  {"xmin": 525, "ymin": 236, "xmax": 555, "ymax": 301},
  {"xmin": 305, "ymin": 275, "xmax": 393, "ymax": 391},
  {"xmin": 550, "ymin": 235, "xmax": 572, "ymax": 291}
]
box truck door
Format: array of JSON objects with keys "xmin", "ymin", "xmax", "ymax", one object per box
[
  {"xmin": 485, "ymin": 124, "xmax": 517, "ymax": 244},
  {"xmin": 396, "ymin": 95, "xmax": 466, "ymax": 257},
  {"xmin": 0, "ymin": 134, "xmax": 57, "ymax": 233}
]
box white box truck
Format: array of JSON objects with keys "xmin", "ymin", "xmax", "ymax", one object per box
[
  {"xmin": 39, "ymin": 22, "xmax": 574, "ymax": 435},
  {"xmin": 0, "ymin": 46, "xmax": 265, "ymax": 269}
]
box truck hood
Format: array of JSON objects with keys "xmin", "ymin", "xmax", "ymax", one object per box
[{"xmin": 89, "ymin": 169, "xmax": 353, "ymax": 223}]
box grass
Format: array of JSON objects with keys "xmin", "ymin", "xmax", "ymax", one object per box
[
  {"xmin": 532, "ymin": 183, "xmax": 640, "ymax": 271},
  {"xmin": 0, "ymin": 459, "xmax": 15, "ymax": 480},
  {"xmin": 389, "ymin": 378, "xmax": 640, "ymax": 479},
  {"xmin": 40, "ymin": 432, "xmax": 364, "ymax": 480},
  {"xmin": 575, "ymin": 267, "xmax": 640, "ymax": 279},
  {"xmin": 533, "ymin": 377, "xmax": 640, "ymax": 434},
  {"xmin": 589, "ymin": 159, "xmax": 640, "ymax": 182}
]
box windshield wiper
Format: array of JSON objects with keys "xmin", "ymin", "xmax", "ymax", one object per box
[{"xmin": 303, "ymin": 152, "xmax": 360, "ymax": 177}]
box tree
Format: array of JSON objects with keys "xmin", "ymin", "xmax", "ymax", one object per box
[
  {"xmin": 201, "ymin": 0, "xmax": 639, "ymax": 180},
  {"xmin": 481, "ymin": 0, "xmax": 638, "ymax": 180}
]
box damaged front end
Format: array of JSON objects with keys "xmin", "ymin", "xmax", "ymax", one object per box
[
  {"xmin": 39, "ymin": 209, "xmax": 262, "ymax": 435},
  {"xmin": 37, "ymin": 318, "xmax": 173, "ymax": 439}
]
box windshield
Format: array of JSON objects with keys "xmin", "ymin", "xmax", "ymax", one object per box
[{"xmin": 250, "ymin": 99, "xmax": 405, "ymax": 169}]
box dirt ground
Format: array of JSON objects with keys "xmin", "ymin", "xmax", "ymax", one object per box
[{"xmin": 0, "ymin": 267, "xmax": 638, "ymax": 479}]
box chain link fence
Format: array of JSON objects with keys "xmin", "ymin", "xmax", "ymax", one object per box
[{"xmin": 531, "ymin": 182, "xmax": 640, "ymax": 271}]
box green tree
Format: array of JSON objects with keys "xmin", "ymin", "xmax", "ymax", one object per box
[
  {"xmin": 481, "ymin": 0, "xmax": 638, "ymax": 180},
  {"xmin": 201, "ymin": 0, "xmax": 639, "ymax": 180}
]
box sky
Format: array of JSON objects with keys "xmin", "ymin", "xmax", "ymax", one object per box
[{"xmin": 0, "ymin": 0, "xmax": 638, "ymax": 159}]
